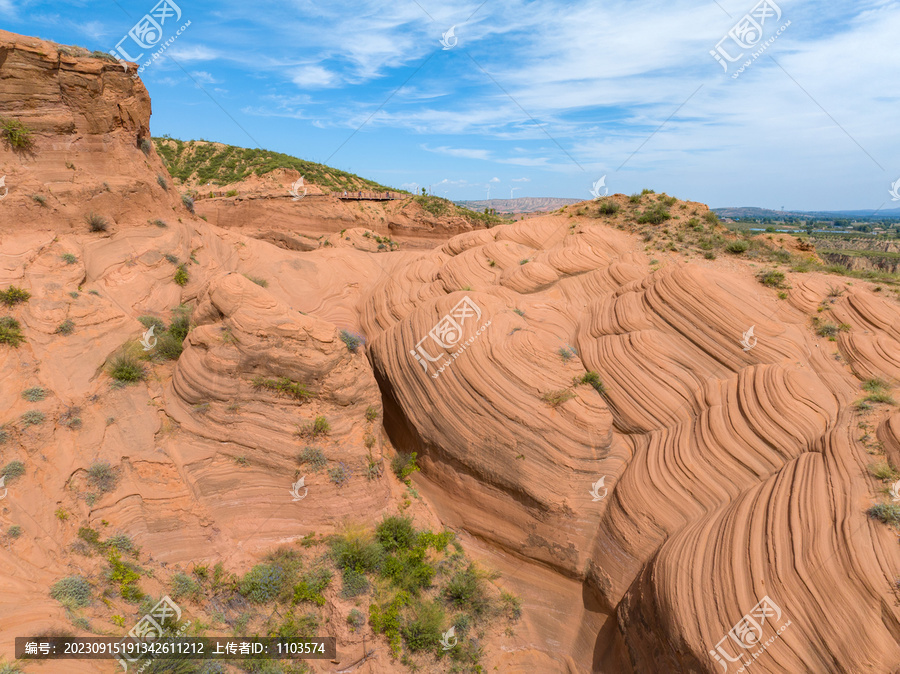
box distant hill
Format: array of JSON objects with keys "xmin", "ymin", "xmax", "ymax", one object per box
[
  {"xmin": 714, "ymin": 206, "xmax": 900, "ymax": 220},
  {"xmin": 457, "ymin": 197, "xmax": 582, "ymax": 214},
  {"xmin": 153, "ymin": 138, "xmax": 397, "ymax": 192}
]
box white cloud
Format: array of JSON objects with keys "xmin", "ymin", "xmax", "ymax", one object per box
[
  {"xmin": 190, "ymin": 70, "xmax": 220, "ymax": 84},
  {"xmin": 166, "ymin": 45, "xmax": 219, "ymax": 62},
  {"xmin": 291, "ymin": 65, "xmax": 339, "ymax": 88},
  {"xmin": 489, "ymin": 177, "xmax": 500, "ymax": 183},
  {"xmin": 422, "ymin": 145, "xmax": 492, "ymax": 161},
  {"xmin": 512, "ymin": 177, "xmax": 531, "ymax": 182}
]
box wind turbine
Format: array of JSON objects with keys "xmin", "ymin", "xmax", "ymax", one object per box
[{"xmin": 510, "ymin": 187, "xmax": 520, "ymax": 199}]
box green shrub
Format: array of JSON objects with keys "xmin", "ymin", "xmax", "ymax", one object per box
[
  {"xmin": 340, "ymin": 568, "xmax": 370, "ymax": 598},
  {"xmin": 365, "ymin": 406, "xmax": 379, "ymax": 422},
  {"xmin": 557, "ymin": 346, "xmax": 575, "ymax": 361},
  {"xmin": 152, "ymin": 218, "xmax": 167, "ymax": 228},
  {"xmin": 225, "ymin": 189, "xmax": 239, "ymax": 197},
  {"xmin": 298, "ymin": 416, "xmax": 330, "ymax": 438},
  {"xmin": 0, "ymin": 117, "xmax": 34, "ymax": 150},
  {"xmin": 541, "ymin": 389, "xmax": 575, "ymax": 407},
  {"xmin": 704, "ymin": 211, "xmax": 719, "ymax": 225},
  {"xmin": 340, "ymin": 329, "xmax": 365, "ymax": 353},
  {"xmin": 501, "ymin": 591, "xmax": 522, "ymax": 621},
  {"xmin": 641, "ymin": 188, "xmax": 655, "ymax": 195},
  {"xmin": 401, "ymin": 600, "xmax": 444, "ymax": 652},
  {"xmin": 1, "ymin": 461, "xmax": 25, "ymax": 481},
  {"xmin": 51, "ymin": 576, "xmax": 92, "ymax": 608},
  {"xmin": 21, "ymin": 410, "xmax": 45, "ymax": 426},
  {"xmin": 637, "ymin": 204, "xmax": 671, "ymax": 225},
  {"xmin": 391, "ymin": 452, "xmax": 419, "ymax": 481},
  {"xmin": 22, "ymin": 387, "xmax": 46, "ymax": 402},
  {"xmin": 56, "ymin": 319, "xmax": 75, "ymax": 335},
  {"xmin": 140, "ymin": 138, "xmax": 152, "ymax": 155},
  {"xmin": 244, "ymin": 274, "xmax": 268, "ymax": 287},
  {"xmin": 107, "ymin": 549, "xmax": 143, "ymax": 602},
  {"xmin": 297, "ymin": 448, "xmax": 327, "ymax": 474},
  {"xmin": 171, "ymin": 572, "xmax": 201, "ymax": 600},
  {"xmin": 138, "ymin": 315, "xmax": 167, "ymax": 332},
  {"xmin": 815, "ymin": 322, "xmax": 839, "ymax": 338},
  {"xmin": 292, "ymin": 567, "xmax": 332, "ymax": 606},
  {"xmin": 252, "ymin": 376, "xmax": 311, "ymax": 401},
  {"xmin": 32, "ymin": 194, "xmax": 47, "ymax": 207},
  {"xmin": 0, "ymin": 286, "xmax": 30, "ymax": 307},
  {"xmin": 0, "ymin": 429, "xmax": 8, "ymax": 445},
  {"xmin": 181, "ymin": 194, "xmax": 195, "ymax": 213},
  {"xmin": 157, "ymin": 174, "xmax": 168, "ymax": 191},
  {"xmin": 85, "ymin": 212, "xmax": 109, "ymax": 232},
  {"xmin": 61, "ymin": 253, "xmax": 77, "ymax": 265},
  {"xmin": 867, "ymin": 503, "xmax": 900, "ymax": 525},
  {"xmin": 869, "ymin": 462, "xmax": 899, "ymax": 482},
  {"xmin": 725, "ymin": 240, "xmax": 749, "ymax": 254},
  {"xmin": 580, "ymin": 371, "xmax": 606, "ymax": 395},
  {"xmin": 444, "ymin": 564, "xmax": 490, "ymax": 615},
  {"xmin": 240, "ymin": 564, "xmax": 287, "ymax": 603},
  {"xmin": 164, "ymin": 253, "xmax": 179, "ymax": 264},
  {"xmin": 376, "ymin": 516, "xmax": 417, "ymax": 552},
  {"xmin": 106, "ymin": 533, "xmax": 134, "ymax": 554},
  {"xmin": 87, "ymin": 462, "xmax": 117, "ymax": 492},
  {"xmin": 596, "ymin": 199, "xmax": 620, "ymax": 215},
  {"xmin": 369, "ymin": 591, "xmax": 409, "ymax": 657},
  {"xmin": 109, "ymin": 353, "xmax": 146, "ymax": 382},
  {"xmin": 331, "ymin": 532, "xmax": 384, "ymax": 574},
  {"xmin": 328, "ymin": 462, "xmax": 351, "ymax": 487},
  {"xmin": 628, "ymin": 193, "xmax": 641, "ymax": 204},
  {"xmin": 347, "ymin": 608, "xmax": 365, "ymax": 629},
  {"xmin": 173, "ymin": 264, "xmax": 189, "ymax": 286},
  {"xmin": 0, "ymin": 316, "xmax": 24, "ymax": 347},
  {"xmin": 758, "ymin": 270, "xmax": 787, "ymax": 288},
  {"xmin": 7, "ymin": 525, "xmax": 21, "ymax": 539},
  {"xmin": 863, "ymin": 378, "xmax": 890, "ymax": 393}
]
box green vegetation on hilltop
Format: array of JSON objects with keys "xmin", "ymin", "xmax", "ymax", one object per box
[
  {"xmin": 153, "ymin": 137, "xmax": 397, "ymax": 192},
  {"xmin": 414, "ymin": 194, "xmax": 506, "ymax": 228}
]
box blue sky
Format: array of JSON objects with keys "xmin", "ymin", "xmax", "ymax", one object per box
[{"xmin": 2, "ymin": 0, "xmax": 899, "ymax": 209}]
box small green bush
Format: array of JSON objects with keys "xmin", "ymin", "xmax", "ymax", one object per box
[
  {"xmin": 444, "ymin": 564, "xmax": 490, "ymax": 615},
  {"xmin": 628, "ymin": 193, "xmax": 641, "ymax": 204},
  {"xmin": 1, "ymin": 461, "xmax": 25, "ymax": 481},
  {"xmin": 596, "ymin": 199, "xmax": 620, "ymax": 216},
  {"xmin": 340, "ymin": 568, "xmax": 370, "ymax": 598},
  {"xmin": 239, "ymin": 564, "xmax": 287, "ymax": 603},
  {"xmin": 244, "ymin": 274, "xmax": 268, "ymax": 287},
  {"xmin": 541, "ymin": 389, "xmax": 575, "ymax": 407},
  {"xmin": 21, "ymin": 410, "xmax": 45, "ymax": 426},
  {"xmin": 157, "ymin": 174, "xmax": 168, "ymax": 191},
  {"xmin": 863, "ymin": 378, "xmax": 890, "ymax": 393},
  {"xmin": 32, "ymin": 194, "xmax": 47, "ymax": 207},
  {"xmin": 171, "ymin": 572, "xmax": 201, "ymax": 600},
  {"xmin": 725, "ymin": 240, "xmax": 749, "ymax": 254},
  {"xmin": 0, "ymin": 316, "xmax": 24, "ymax": 347},
  {"xmin": 152, "ymin": 218, "xmax": 167, "ymax": 228},
  {"xmin": 328, "ymin": 462, "xmax": 351, "ymax": 487},
  {"xmin": 106, "ymin": 533, "xmax": 134, "ymax": 554},
  {"xmin": 340, "ymin": 329, "xmax": 366, "ymax": 353},
  {"xmin": 85, "ymin": 212, "xmax": 109, "ymax": 232},
  {"xmin": 347, "ymin": 608, "xmax": 365, "ymax": 629},
  {"xmin": 365, "ymin": 406, "xmax": 379, "ymax": 422},
  {"xmin": 298, "ymin": 446, "xmax": 327, "ymax": 472},
  {"xmin": 107, "ymin": 549, "xmax": 143, "ymax": 602},
  {"xmin": 138, "ymin": 315, "xmax": 166, "ymax": 332},
  {"xmin": 252, "ymin": 376, "xmax": 311, "ymax": 401},
  {"xmin": 109, "ymin": 353, "xmax": 146, "ymax": 382},
  {"xmin": 867, "ymin": 503, "xmax": 900, "ymax": 525},
  {"xmin": 580, "ymin": 371, "xmax": 606, "ymax": 395},
  {"xmin": 87, "ymin": 462, "xmax": 117, "ymax": 492},
  {"xmin": 391, "ymin": 452, "xmax": 419, "ymax": 481},
  {"xmin": 758, "ymin": 270, "xmax": 786, "ymax": 288},
  {"xmin": 181, "ymin": 194, "xmax": 195, "ymax": 213},
  {"xmin": 0, "ymin": 286, "xmax": 30, "ymax": 307},
  {"xmin": 401, "ymin": 600, "xmax": 444, "ymax": 652},
  {"xmin": 292, "ymin": 566, "xmax": 332, "ymax": 606},
  {"xmin": 557, "ymin": 346, "xmax": 575, "ymax": 361},
  {"xmin": 22, "ymin": 387, "xmax": 46, "ymax": 402},
  {"xmin": 140, "ymin": 138, "xmax": 152, "ymax": 155},
  {"xmin": 869, "ymin": 462, "xmax": 899, "ymax": 482},
  {"xmin": 815, "ymin": 322, "xmax": 839, "ymax": 338},
  {"xmin": 7, "ymin": 525, "xmax": 22, "ymax": 539},
  {"xmin": 704, "ymin": 211, "xmax": 719, "ymax": 225},
  {"xmin": 61, "ymin": 253, "xmax": 77, "ymax": 265},
  {"xmin": 0, "ymin": 117, "xmax": 34, "ymax": 150},
  {"xmin": 299, "ymin": 416, "xmax": 330, "ymax": 438},
  {"xmin": 173, "ymin": 264, "xmax": 189, "ymax": 287},
  {"xmin": 50, "ymin": 576, "xmax": 92, "ymax": 608},
  {"xmin": 164, "ymin": 253, "xmax": 179, "ymax": 264},
  {"xmin": 376, "ymin": 516, "xmax": 417, "ymax": 552}
]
